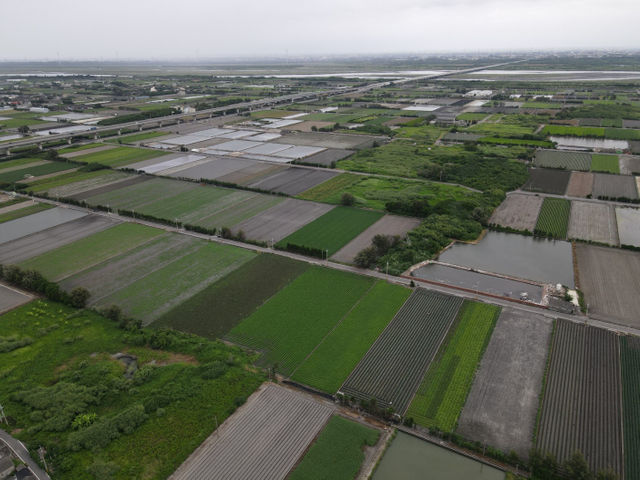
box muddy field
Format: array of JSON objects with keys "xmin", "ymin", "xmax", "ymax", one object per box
[
  {"xmin": 457, "ymin": 308, "xmax": 552, "ymax": 459},
  {"xmin": 615, "ymin": 207, "xmax": 640, "ymax": 247},
  {"xmin": 619, "ymin": 155, "xmax": 640, "ymax": 175},
  {"xmin": 0, "ymin": 283, "xmax": 32, "ymax": 314},
  {"xmin": 488, "ymin": 193, "xmax": 542, "ymax": 232},
  {"xmin": 216, "ymin": 162, "xmax": 287, "ymax": 185},
  {"xmin": 568, "ymin": 201, "xmax": 619, "ymax": 246},
  {"xmin": 169, "ymin": 383, "xmax": 333, "ymax": 480},
  {"xmin": 0, "ymin": 215, "xmax": 119, "ymax": 264},
  {"xmin": 575, "ymin": 243, "xmax": 640, "ymax": 328},
  {"xmin": 523, "ymin": 168, "xmax": 570, "ymax": 195},
  {"xmin": 302, "ymin": 148, "xmax": 354, "ymax": 167},
  {"xmin": 277, "ymin": 131, "xmax": 384, "ymax": 150},
  {"xmin": 231, "ymin": 198, "xmax": 334, "ymax": 242},
  {"xmin": 592, "ymin": 173, "xmax": 638, "ymax": 200},
  {"xmin": 170, "ymin": 157, "xmax": 259, "ymax": 180},
  {"xmin": 332, "ymin": 215, "xmax": 421, "ymax": 263},
  {"xmin": 566, "ymin": 171, "xmax": 594, "ymax": 197},
  {"xmin": 0, "ymin": 207, "xmax": 87, "ymax": 245},
  {"xmin": 536, "ymin": 321, "xmax": 623, "ymax": 476},
  {"xmin": 248, "ymin": 166, "xmax": 339, "ymax": 195}
]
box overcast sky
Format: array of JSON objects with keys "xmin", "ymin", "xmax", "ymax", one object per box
[{"xmin": 2, "ymin": 0, "xmax": 639, "ymax": 61}]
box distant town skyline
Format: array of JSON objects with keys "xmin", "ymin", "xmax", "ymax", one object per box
[{"xmin": 2, "ymin": 0, "xmax": 639, "ymax": 61}]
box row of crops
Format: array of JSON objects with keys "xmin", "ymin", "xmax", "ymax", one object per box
[
  {"xmin": 534, "ymin": 150, "xmax": 621, "ymax": 174},
  {"xmin": 534, "ymin": 197, "xmax": 571, "ymax": 238}
]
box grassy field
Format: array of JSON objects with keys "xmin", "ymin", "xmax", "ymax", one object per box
[
  {"xmin": 276, "ymin": 206, "xmax": 383, "ymax": 256},
  {"xmin": 291, "ymin": 281, "xmax": 411, "ymax": 393},
  {"xmin": 406, "ymin": 301, "xmax": 500, "ymax": 431},
  {"xmin": 535, "ymin": 197, "xmax": 571, "ymax": 238},
  {"xmin": 153, "ymin": 254, "xmax": 309, "ymax": 339},
  {"xmin": 0, "ymin": 160, "xmax": 76, "ymax": 184},
  {"xmin": 288, "ymin": 415, "xmax": 380, "ymax": 480},
  {"xmin": 20, "ymin": 223, "xmax": 163, "ymax": 280},
  {"xmin": 591, "ymin": 154, "xmax": 620, "ymax": 174},
  {"xmin": 0, "ymin": 300, "xmax": 263, "ymax": 480},
  {"xmin": 0, "ymin": 202, "xmax": 53, "ymax": 223},
  {"xmin": 226, "ymin": 267, "xmax": 374, "ymax": 375},
  {"xmin": 57, "ymin": 143, "xmax": 104, "ymax": 154},
  {"xmin": 73, "ymin": 146, "xmax": 167, "ymax": 167},
  {"xmin": 107, "ymin": 131, "xmax": 167, "ymax": 144}
]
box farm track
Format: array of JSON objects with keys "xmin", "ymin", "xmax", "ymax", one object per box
[
  {"xmin": 169, "ymin": 383, "xmax": 333, "ymax": 480},
  {"xmin": 340, "ymin": 289, "xmax": 462, "ymax": 414},
  {"xmin": 536, "ymin": 320, "xmax": 623, "ymax": 476}
]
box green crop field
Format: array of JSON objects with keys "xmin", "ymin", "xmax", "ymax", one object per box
[
  {"xmin": 0, "ymin": 300, "xmax": 262, "ymax": 479},
  {"xmin": 291, "ymin": 281, "xmax": 411, "ymax": 393},
  {"xmin": 107, "ymin": 131, "xmax": 167, "ymax": 144},
  {"xmin": 277, "ymin": 206, "xmax": 383, "ymax": 256},
  {"xmin": 288, "ymin": 415, "xmax": 380, "ymax": 480},
  {"xmin": 0, "ymin": 157, "xmax": 45, "ymax": 172},
  {"xmin": 20, "ymin": 223, "xmax": 164, "ymax": 280},
  {"xmin": 154, "ymin": 254, "xmax": 309, "ymax": 339},
  {"xmin": 478, "ymin": 137, "xmax": 553, "ymax": 148},
  {"xmin": 226, "ymin": 267, "xmax": 375, "ymax": 375},
  {"xmin": 28, "ymin": 169, "xmax": 130, "ymax": 194},
  {"xmin": 457, "ymin": 113, "xmax": 490, "ymax": 122},
  {"xmin": 0, "ymin": 202, "xmax": 53, "ymax": 223},
  {"xmin": 535, "ymin": 197, "xmax": 571, "ymax": 238},
  {"xmin": 0, "ymin": 160, "xmax": 76, "ymax": 184},
  {"xmin": 591, "ymin": 154, "xmax": 620, "ymax": 174},
  {"xmin": 57, "ymin": 143, "xmax": 104, "ymax": 154},
  {"xmin": 406, "ymin": 301, "xmax": 500, "ymax": 431},
  {"xmin": 73, "ymin": 146, "xmax": 167, "ymax": 167},
  {"xmin": 604, "ymin": 127, "xmax": 640, "ymax": 141},
  {"xmin": 621, "ymin": 336, "xmax": 640, "ymax": 480},
  {"xmin": 543, "ymin": 125, "xmax": 606, "ymax": 138}
]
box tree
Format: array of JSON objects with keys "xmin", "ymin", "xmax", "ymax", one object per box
[
  {"xmin": 565, "ymin": 451, "xmax": 594, "ymax": 480},
  {"xmin": 17, "ymin": 125, "xmax": 30, "ymax": 134},
  {"xmin": 70, "ymin": 287, "xmax": 91, "ymax": 308},
  {"xmin": 341, "ymin": 193, "xmax": 355, "ymax": 206}
]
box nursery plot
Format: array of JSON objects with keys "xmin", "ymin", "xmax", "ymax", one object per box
[
  {"xmin": 231, "ymin": 198, "xmax": 334, "ymax": 242},
  {"xmin": 457, "ymin": 308, "xmax": 553, "ymax": 458},
  {"xmin": 248, "ymin": 167, "xmax": 340, "ymax": 195},
  {"xmin": 0, "ymin": 207, "xmax": 87, "ymax": 245},
  {"xmin": 534, "ymin": 150, "xmax": 591, "ymax": 171},
  {"xmin": 169, "ymin": 383, "xmax": 333, "ymax": 480},
  {"xmin": 331, "ymin": 214, "xmax": 421, "ymax": 264},
  {"xmin": 488, "ymin": 193, "xmax": 542, "ymax": 232},
  {"xmin": 341, "ymin": 289, "xmax": 463, "ymax": 414},
  {"xmin": 536, "ymin": 321, "xmax": 622, "ymax": 476},
  {"xmin": 566, "ymin": 171, "xmax": 594, "ymax": 197},
  {"xmin": 226, "ymin": 267, "xmax": 374, "ymax": 376},
  {"xmin": 535, "ymin": 197, "xmax": 571, "ymax": 239},
  {"xmin": 523, "ymin": 168, "xmax": 570, "ymax": 195},
  {"xmin": 592, "ymin": 173, "xmax": 638, "ymax": 199},
  {"xmin": 0, "ymin": 214, "xmax": 119, "ymax": 264},
  {"xmin": 568, "ymin": 201, "xmax": 619, "ymax": 246},
  {"xmin": 616, "ymin": 206, "xmax": 640, "ymax": 247}
]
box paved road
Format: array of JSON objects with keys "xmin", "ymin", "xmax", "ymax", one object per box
[
  {"xmin": 10, "ymin": 192, "xmax": 640, "ymax": 338},
  {"xmin": 0, "ymin": 429, "xmax": 51, "ymax": 480}
]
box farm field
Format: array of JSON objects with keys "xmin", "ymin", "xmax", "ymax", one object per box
[
  {"xmin": 58, "ymin": 142, "xmax": 109, "ymax": 154},
  {"xmin": 110, "ymin": 130, "xmax": 167, "ymax": 143},
  {"xmin": 0, "ymin": 300, "xmax": 263, "ymax": 479},
  {"xmin": 592, "ymin": 173, "xmax": 639, "ymax": 199},
  {"xmin": 331, "ymin": 214, "xmax": 421, "ymax": 263},
  {"xmin": 169, "ymin": 383, "xmax": 333, "ymax": 480},
  {"xmin": 288, "ymin": 415, "xmax": 380, "ymax": 480},
  {"xmin": 72, "ymin": 146, "xmax": 168, "ymax": 167},
  {"xmin": 0, "ymin": 160, "xmax": 76, "ymax": 184},
  {"xmin": 42, "ymin": 170, "xmax": 133, "ymax": 197},
  {"xmin": 231, "ymin": 198, "xmax": 334, "ymax": 242},
  {"xmin": 616, "ymin": 206, "xmax": 640, "ymax": 247},
  {"xmin": 591, "ymin": 154, "xmax": 620, "ymax": 173},
  {"xmin": 61, "ymin": 145, "xmax": 116, "ymax": 159},
  {"xmin": 302, "ymin": 148, "xmax": 354, "ymax": 167},
  {"xmin": 0, "ymin": 283, "xmax": 32, "ymax": 314},
  {"xmin": 0, "ymin": 157, "xmax": 47, "ymax": 173},
  {"xmin": 620, "ymin": 154, "xmax": 640, "ymax": 175},
  {"xmin": 0, "ymin": 214, "xmax": 119, "ymax": 264},
  {"xmin": 153, "ymin": 254, "xmax": 309, "ymax": 339},
  {"xmin": 621, "ymin": 336, "xmax": 640, "ymax": 480},
  {"xmin": 406, "ymin": 301, "xmax": 500, "ymax": 431},
  {"xmin": 456, "ymin": 308, "xmax": 553, "ymax": 458},
  {"xmin": 0, "ymin": 202, "xmax": 53, "ymax": 224},
  {"xmin": 291, "ymin": 281, "xmax": 411, "ymax": 393},
  {"xmin": 536, "ymin": 320, "xmax": 623, "ymax": 476},
  {"xmin": 534, "ymin": 150, "xmax": 591, "ymax": 171},
  {"xmin": 535, "ymin": 197, "xmax": 571, "ymax": 238},
  {"xmin": 488, "ymin": 193, "xmax": 542, "ymax": 232},
  {"xmin": 168, "ymin": 156, "xmax": 258, "ymax": 180},
  {"xmin": 341, "ymin": 289, "xmax": 463, "ymax": 414},
  {"xmin": 70, "ymin": 175, "xmax": 152, "ymax": 200},
  {"xmin": 19, "ymin": 222, "xmax": 163, "ymax": 280},
  {"xmin": 0, "ymin": 206, "xmax": 86, "ymax": 244},
  {"xmin": 276, "ymin": 206, "xmax": 383, "ymax": 256},
  {"xmin": 568, "ymin": 201, "xmax": 619, "ymax": 246},
  {"xmin": 248, "ymin": 166, "xmax": 340, "ymax": 196},
  {"xmin": 566, "ymin": 171, "xmax": 594, "ymax": 197},
  {"xmin": 278, "ymin": 131, "xmax": 379, "ymax": 150},
  {"xmin": 216, "ymin": 161, "xmax": 287, "ymax": 185},
  {"xmin": 575, "ymin": 243, "xmax": 640, "ymax": 328},
  {"xmin": 226, "ymin": 267, "xmax": 374, "ymax": 375},
  {"xmin": 523, "ymin": 168, "xmax": 570, "ymax": 195}
]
